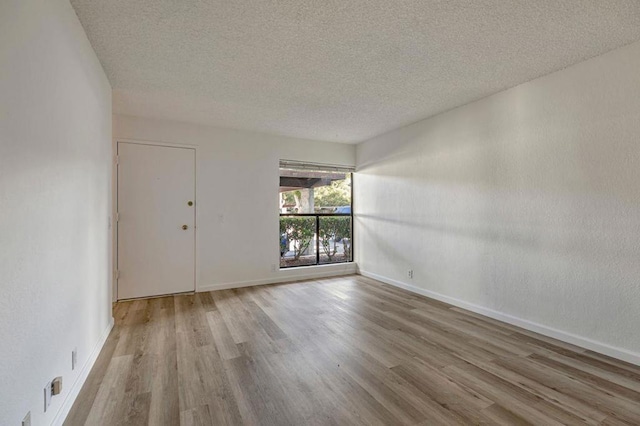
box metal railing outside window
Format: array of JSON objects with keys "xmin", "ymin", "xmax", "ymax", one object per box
[{"xmin": 279, "ymin": 213, "xmax": 353, "ymax": 268}]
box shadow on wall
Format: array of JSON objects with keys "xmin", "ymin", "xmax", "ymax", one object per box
[
  {"xmin": 355, "ymin": 198, "xmax": 640, "ymax": 266},
  {"xmin": 356, "ymin": 133, "xmax": 640, "ymax": 268}
]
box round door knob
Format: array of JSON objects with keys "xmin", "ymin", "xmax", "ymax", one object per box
[{"xmin": 182, "ymin": 225, "xmax": 189, "ymax": 230}]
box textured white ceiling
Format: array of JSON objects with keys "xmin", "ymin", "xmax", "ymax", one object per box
[{"xmin": 70, "ymin": 0, "xmax": 640, "ymax": 143}]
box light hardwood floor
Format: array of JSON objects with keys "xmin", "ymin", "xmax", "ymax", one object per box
[{"xmin": 65, "ymin": 275, "xmax": 640, "ymax": 425}]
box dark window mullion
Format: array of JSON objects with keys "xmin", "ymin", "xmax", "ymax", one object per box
[{"xmin": 315, "ymin": 215, "xmax": 320, "ymax": 265}]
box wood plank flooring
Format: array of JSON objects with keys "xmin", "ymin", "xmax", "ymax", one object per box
[{"xmin": 65, "ymin": 275, "xmax": 640, "ymax": 425}]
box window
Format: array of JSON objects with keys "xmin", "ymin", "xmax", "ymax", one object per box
[{"xmin": 279, "ymin": 161, "xmax": 353, "ymax": 268}]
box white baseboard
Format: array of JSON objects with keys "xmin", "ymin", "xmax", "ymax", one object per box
[
  {"xmin": 359, "ymin": 270, "xmax": 640, "ymax": 366},
  {"xmin": 198, "ymin": 263, "xmax": 357, "ymax": 292},
  {"xmin": 52, "ymin": 317, "xmax": 115, "ymax": 426}
]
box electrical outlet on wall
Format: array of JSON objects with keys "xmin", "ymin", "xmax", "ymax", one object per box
[
  {"xmin": 271, "ymin": 264, "xmax": 276, "ymax": 272},
  {"xmin": 44, "ymin": 381, "xmax": 52, "ymax": 412},
  {"xmin": 72, "ymin": 347, "xmax": 78, "ymax": 370},
  {"xmin": 408, "ymin": 269, "xmax": 414, "ymax": 279}
]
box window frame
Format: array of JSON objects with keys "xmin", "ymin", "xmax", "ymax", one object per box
[{"xmin": 278, "ymin": 162, "xmax": 354, "ymax": 269}]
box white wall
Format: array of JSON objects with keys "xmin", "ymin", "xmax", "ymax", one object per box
[
  {"xmin": 113, "ymin": 115, "xmax": 356, "ymax": 297},
  {"xmin": 356, "ymin": 40, "xmax": 640, "ymax": 364},
  {"xmin": 0, "ymin": 0, "xmax": 113, "ymax": 424}
]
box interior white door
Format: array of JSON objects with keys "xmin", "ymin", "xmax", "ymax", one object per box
[{"xmin": 117, "ymin": 142, "xmax": 195, "ymax": 300}]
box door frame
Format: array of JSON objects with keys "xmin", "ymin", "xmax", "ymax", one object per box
[{"xmin": 113, "ymin": 138, "xmax": 198, "ymax": 301}]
